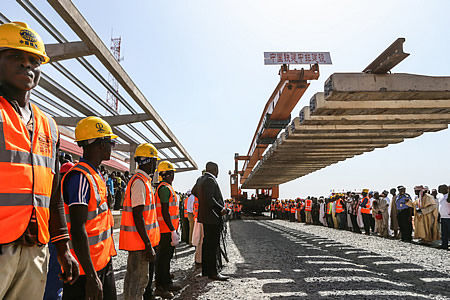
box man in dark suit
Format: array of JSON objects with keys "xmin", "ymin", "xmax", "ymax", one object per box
[{"xmin": 192, "ymin": 162, "xmax": 229, "ymax": 281}]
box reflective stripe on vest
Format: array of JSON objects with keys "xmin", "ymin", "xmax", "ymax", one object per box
[
  {"xmin": 184, "ymin": 196, "xmax": 188, "ymax": 218},
  {"xmin": 336, "ymin": 199, "xmax": 344, "ymax": 213},
  {"xmin": 62, "ymin": 162, "xmax": 116, "ymax": 275},
  {"xmin": 305, "ymin": 199, "xmax": 312, "ymax": 212},
  {"xmin": 290, "ymin": 207, "xmax": 295, "ymax": 213},
  {"xmin": 0, "ymin": 97, "xmax": 58, "ymax": 244},
  {"xmin": 327, "ymin": 203, "xmax": 333, "ymax": 214},
  {"xmin": 193, "ymin": 197, "xmax": 199, "ymax": 220},
  {"xmin": 119, "ymin": 172, "xmax": 160, "ymax": 251},
  {"xmin": 360, "ymin": 196, "xmax": 371, "ymax": 214},
  {"xmin": 155, "ymin": 181, "xmax": 180, "ymax": 233}
]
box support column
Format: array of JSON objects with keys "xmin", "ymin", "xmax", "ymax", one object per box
[{"xmin": 129, "ymin": 143, "xmax": 138, "ymax": 174}]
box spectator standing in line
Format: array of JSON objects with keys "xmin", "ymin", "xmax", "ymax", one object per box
[
  {"xmin": 186, "ymin": 190, "xmax": 196, "ymax": 245},
  {"xmin": 408, "ymin": 186, "xmax": 439, "ymax": 245},
  {"xmin": 360, "ymin": 189, "xmax": 373, "ymax": 235},
  {"xmin": 349, "ymin": 194, "xmax": 361, "ymax": 233},
  {"xmin": 106, "ymin": 171, "xmax": 115, "ymax": 209},
  {"xmin": 372, "ymin": 192, "xmax": 389, "ymax": 237},
  {"xmin": 437, "ymin": 184, "xmax": 450, "ymax": 250},
  {"xmin": 390, "ymin": 188, "xmax": 400, "ymax": 239},
  {"xmin": 180, "ymin": 193, "xmax": 190, "ymax": 243},
  {"xmin": 396, "ymin": 186, "xmax": 413, "ymax": 242}
]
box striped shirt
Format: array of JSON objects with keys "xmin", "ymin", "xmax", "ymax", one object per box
[{"xmin": 63, "ymin": 158, "xmax": 104, "ymax": 206}]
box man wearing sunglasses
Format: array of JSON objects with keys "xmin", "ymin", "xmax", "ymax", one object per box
[{"xmin": 62, "ymin": 116, "xmax": 118, "ymax": 300}]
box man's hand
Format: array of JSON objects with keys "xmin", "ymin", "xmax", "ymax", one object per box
[
  {"xmin": 145, "ymin": 244, "xmax": 156, "ymax": 262},
  {"xmin": 85, "ymin": 273, "xmax": 103, "ymax": 300},
  {"xmin": 170, "ymin": 231, "xmax": 180, "ymax": 247},
  {"xmin": 220, "ymin": 208, "xmax": 229, "ymax": 216},
  {"xmin": 55, "ymin": 241, "xmax": 79, "ymax": 284}
]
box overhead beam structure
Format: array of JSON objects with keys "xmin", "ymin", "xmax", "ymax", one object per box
[{"xmin": 242, "ymin": 73, "xmax": 450, "ymax": 188}]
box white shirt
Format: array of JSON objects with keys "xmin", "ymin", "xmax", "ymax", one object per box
[
  {"xmin": 187, "ymin": 194, "xmax": 196, "ymax": 213},
  {"xmin": 438, "ymin": 194, "xmax": 450, "ymax": 219},
  {"xmin": 130, "ymin": 169, "xmax": 153, "ymax": 208}
]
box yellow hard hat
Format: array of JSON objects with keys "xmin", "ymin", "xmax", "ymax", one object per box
[
  {"xmin": 158, "ymin": 160, "xmax": 176, "ymax": 173},
  {"xmin": 135, "ymin": 143, "xmax": 159, "ymax": 159},
  {"xmin": 75, "ymin": 116, "xmax": 118, "ymax": 142},
  {"xmin": 0, "ymin": 22, "xmax": 50, "ymax": 64}
]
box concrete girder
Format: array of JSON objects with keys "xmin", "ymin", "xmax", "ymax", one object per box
[
  {"xmin": 45, "ymin": 41, "xmax": 93, "ymax": 62},
  {"xmin": 280, "ymin": 138, "xmax": 403, "ymax": 144},
  {"xmin": 299, "ymin": 106, "xmax": 450, "ymax": 125},
  {"xmin": 286, "ymin": 130, "xmax": 422, "ymax": 139},
  {"xmin": 310, "ymin": 92, "xmax": 450, "ymax": 115},
  {"xmin": 324, "ymin": 73, "xmax": 450, "ymax": 101},
  {"xmin": 54, "ymin": 113, "xmax": 153, "ymax": 127},
  {"xmin": 290, "ymin": 118, "xmax": 448, "ymax": 133},
  {"xmin": 48, "ymin": 0, "xmax": 197, "ymax": 170}
]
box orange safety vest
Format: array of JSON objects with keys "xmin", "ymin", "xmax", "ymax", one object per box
[
  {"xmin": 156, "ymin": 181, "xmax": 179, "ymax": 233},
  {"xmin": 193, "ymin": 196, "xmax": 199, "ymax": 220},
  {"xmin": 305, "ymin": 199, "xmax": 312, "ymax": 212},
  {"xmin": 62, "ymin": 162, "xmax": 116, "ymax": 275},
  {"xmin": 183, "ymin": 196, "xmax": 188, "ymax": 218},
  {"xmin": 327, "ymin": 202, "xmax": 333, "ymax": 214},
  {"xmin": 0, "ymin": 97, "xmax": 58, "ymax": 245},
  {"xmin": 119, "ymin": 172, "xmax": 160, "ymax": 251},
  {"xmin": 290, "ymin": 206, "xmax": 296, "ymax": 214},
  {"xmin": 335, "ymin": 198, "xmax": 344, "ymax": 213},
  {"xmin": 360, "ymin": 196, "xmax": 371, "ymax": 214}
]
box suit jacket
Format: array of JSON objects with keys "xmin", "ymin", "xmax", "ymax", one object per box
[{"xmin": 192, "ymin": 173, "xmax": 224, "ymax": 225}]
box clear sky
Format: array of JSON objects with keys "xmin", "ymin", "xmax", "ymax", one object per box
[{"xmin": 4, "ymin": 0, "xmax": 450, "ymax": 198}]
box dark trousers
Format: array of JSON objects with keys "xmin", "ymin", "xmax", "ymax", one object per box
[
  {"xmin": 398, "ymin": 209, "xmax": 413, "ymax": 241},
  {"xmin": 143, "ymin": 246, "xmax": 157, "ymax": 299},
  {"xmin": 362, "ymin": 213, "xmax": 373, "ymax": 234},
  {"xmin": 181, "ymin": 217, "xmax": 190, "ymax": 243},
  {"xmin": 44, "ymin": 242, "xmax": 62, "ymax": 300},
  {"xmin": 202, "ymin": 223, "xmax": 220, "ymax": 277},
  {"xmin": 155, "ymin": 233, "xmax": 174, "ymax": 289},
  {"xmin": 350, "ymin": 214, "xmax": 361, "ymax": 233},
  {"xmin": 326, "ymin": 214, "xmax": 334, "ymax": 228},
  {"xmin": 441, "ymin": 218, "xmax": 450, "ymax": 248},
  {"xmin": 337, "ymin": 213, "xmax": 347, "ymax": 230},
  {"xmin": 63, "ymin": 259, "xmax": 116, "ymax": 300}
]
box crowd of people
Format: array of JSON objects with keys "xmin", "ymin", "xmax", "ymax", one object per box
[
  {"xmin": 0, "ymin": 22, "xmax": 230, "ymax": 300},
  {"xmin": 270, "ymin": 186, "xmax": 450, "ymax": 250}
]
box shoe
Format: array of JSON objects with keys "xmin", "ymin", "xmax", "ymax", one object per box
[
  {"xmin": 208, "ymin": 273, "xmax": 229, "ymax": 281},
  {"xmin": 154, "ymin": 287, "xmax": 174, "ymax": 299},
  {"xmin": 437, "ymin": 245, "xmax": 448, "ymax": 250},
  {"xmin": 167, "ymin": 283, "xmax": 182, "ymax": 292}
]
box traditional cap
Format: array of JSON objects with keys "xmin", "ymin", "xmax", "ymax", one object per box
[{"xmin": 397, "ymin": 185, "xmax": 406, "ymax": 190}]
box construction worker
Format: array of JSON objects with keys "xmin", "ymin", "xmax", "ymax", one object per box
[
  {"xmin": 181, "ymin": 193, "xmax": 190, "ymax": 243},
  {"xmin": 360, "ymin": 189, "xmax": 373, "ymax": 235},
  {"xmin": 62, "ymin": 116, "xmax": 118, "ymax": 300},
  {"xmin": 305, "ymin": 197, "xmax": 313, "ymax": 224},
  {"xmin": 335, "ymin": 195, "xmax": 347, "ymax": 230},
  {"xmin": 0, "ymin": 22, "xmax": 79, "ymax": 299},
  {"xmin": 119, "ymin": 143, "xmax": 160, "ymax": 300},
  {"xmin": 154, "ymin": 160, "xmax": 181, "ymax": 298}
]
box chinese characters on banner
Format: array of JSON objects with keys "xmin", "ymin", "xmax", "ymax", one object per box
[{"xmin": 264, "ymin": 52, "xmax": 332, "ymax": 65}]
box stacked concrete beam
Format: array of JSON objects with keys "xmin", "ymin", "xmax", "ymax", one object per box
[{"xmin": 242, "ymin": 73, "xmax": 450, "ymax": 188}]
